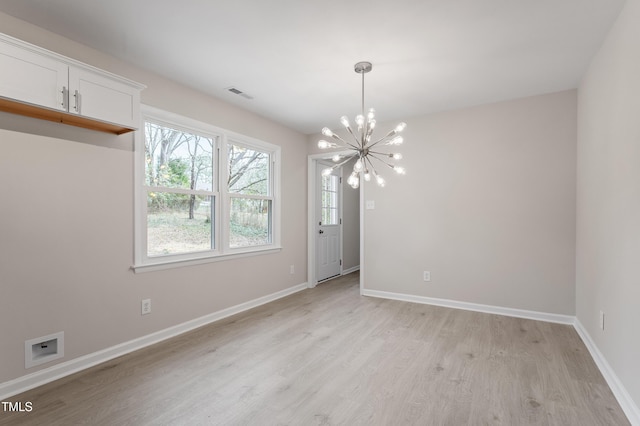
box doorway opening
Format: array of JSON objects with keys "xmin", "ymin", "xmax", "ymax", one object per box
[
  {"xmin": 316, "ymin": 160, "xmax": 341, "ymax": 282},
  {"xmin": 308, "ymin": 153, "xmax": 361, "ymax": 288}
]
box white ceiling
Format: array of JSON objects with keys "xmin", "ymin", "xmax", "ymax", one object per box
[{"xmin": 0, "ymin": 0, "xmax": 626, "ymax": 135}]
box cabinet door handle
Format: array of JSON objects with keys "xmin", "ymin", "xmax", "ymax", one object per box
[
  {"xmin": 61, "ymin": 86, "xmax": 68, "ymax": 110},
  {"xmin": 73, "ymin": 90, "xmax": 81, "ymax": 113}
]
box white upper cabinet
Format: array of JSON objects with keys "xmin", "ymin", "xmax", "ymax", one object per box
[
  {"xmin": 0, "ymin": 40, "xmax": 68, "ymax": 112},
  {"xmin": 0, "ymin": 33, "xmax": 144, "ymax": 134},
  {"xmin": 69, "ymin": 66, "xmax": 140, "ymax": 129}
]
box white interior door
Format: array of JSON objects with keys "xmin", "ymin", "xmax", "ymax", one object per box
[{"xmin": 316, "ymin": 163, "xmax": 341, "ymax": 282}]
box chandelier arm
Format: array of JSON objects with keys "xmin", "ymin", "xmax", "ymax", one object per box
[
  {"xmin": 331, "ymin": 134, "xmax": 360, "ymax": 151},
  {"xmin": 359, "ymin": 122, "xmax": 368, "ymax": 149},
  {"xmin": 349, "ymin": 127, "xmax": 366, "ymax": 149},
  {"xmin": 368, "ymin": 153, "xmax": 397, "ymax": 169},
  {"xmin": 367, "ymin": 149, "xmax": 397, "ymax": 157},
  {"xmin": 346, "ymin": 126, "xmax": 360, "ymax": 144},
  {"xmin": 334, "ymin": 153, "xmax": 358, "ymax": 168},
  {"xmin": 370, "ymin": 166, "xmax": 381, "ymax": 180},
  {"xmin": 369, "ymin": 135, "xmax": 395, "ymax": 149},
  {"xmin": 366, "ymin": 136, "xmax": 392, "ymax": 149},
  {"xmin": 323, "ymin": 154, "xmax": 358, "ymax": 176},
  {"xmin": 343, "ymin": 140, "xmax": 362, "ymax": 151},
  {"xmin": 363, "ymin": 155, "xmax": 379, "ymax": 176},
  {"xmin": 364, "ymin": 131, "xmax": 373, "ymax": 147}
]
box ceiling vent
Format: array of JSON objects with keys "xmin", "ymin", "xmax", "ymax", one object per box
[{"xmin": 226, "ymin": 87, "xmax": 254, "ymax": 100}]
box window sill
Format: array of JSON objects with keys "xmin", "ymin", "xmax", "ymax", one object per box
[{"xmin": 132, "ymin": 246, "xmax": 282, "ymax": 273}]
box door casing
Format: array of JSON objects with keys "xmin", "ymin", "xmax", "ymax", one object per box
[{"xmin": 307, "ymin": 152, "xmax": 364, "ymax": 292}]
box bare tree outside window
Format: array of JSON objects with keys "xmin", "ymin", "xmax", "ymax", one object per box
[
  {"xmin": 140, "ymin": 116, "xmax": 277, "ymax": 261},
  {"xmin": 228, "ymin": 143, "xmax": 271, "ymax": 248},
  {"xmin": 228, "ymin": 144, "xmax": 268, "ymax": 195},
  {"xmin": 144, "ymin": 122, "xmax": 214, "ymax": 256}
]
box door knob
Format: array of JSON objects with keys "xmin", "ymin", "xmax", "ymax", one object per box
[{"xmin": 319, "ymin": 230, "xmax": 324, "ymax": 234}]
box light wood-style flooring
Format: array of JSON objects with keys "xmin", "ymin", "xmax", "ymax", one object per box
[{"xmin": 0, "ymin": 273, "xmax": 630, "ymax": 425}]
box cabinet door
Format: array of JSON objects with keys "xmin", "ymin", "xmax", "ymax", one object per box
[
  {"xmin": 69, "ymin": 67, "xmax": 140, "ymax": 129},
  {"xmin": 0, "ymin": 41, "xmax": 68, "ymax": 111}
]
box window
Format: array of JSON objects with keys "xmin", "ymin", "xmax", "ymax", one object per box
[
  {"xmin": 228, "ymin": 143, "xmax": 273, "ymax": 248},
  {"xmin": 134, "ymin": 106, "xmax": 280, "ymax": 271},
  {"xmin": 144, "ymin": 121, "xmax": 216, "ymax": 257},
  {"xmin": 321, "ymin": 174, "xmax": 339, "ymax": 226}
]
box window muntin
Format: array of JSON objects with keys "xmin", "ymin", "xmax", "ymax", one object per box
[{"xmin": 135, "ymin": 106, "xmax": 280, "ymax": 270}]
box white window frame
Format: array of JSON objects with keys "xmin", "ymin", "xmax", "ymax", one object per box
[
  {"xmin": 224, "ymin": 138, "xmax": 276, "ymax": 252},
  {"xmin": 134, "ymin": 105, "xmax": 281, "ymax": 273}
]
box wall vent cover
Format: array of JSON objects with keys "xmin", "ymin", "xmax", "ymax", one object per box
[
  {"xmin": 226, "ymin": 87, "xmax": 254, "ymax": 100},
  {"xmin": 25, "ymin": 331, "xmax": 64, "ymax": 369}
]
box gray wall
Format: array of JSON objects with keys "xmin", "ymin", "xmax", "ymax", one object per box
[
  {"xmin": 361, "ymin": 90, "xmax": 578, "ymax": 314},
  {"xmin": 576, "ymin": 0, "xmax": 640, "ymax": 408},
  {"xmin": 0, "ymin": 13, "xmax": 308, "ymax": 384}
]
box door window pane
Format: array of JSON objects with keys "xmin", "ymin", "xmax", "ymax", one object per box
[{"xmin": 321, "ymin": 174, "xmax": 339, "ymax": 225}]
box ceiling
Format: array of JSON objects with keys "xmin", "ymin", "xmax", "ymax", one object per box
[{"xmin": 0, "ymin": 0, "xmax": 626, "ymax": 135}]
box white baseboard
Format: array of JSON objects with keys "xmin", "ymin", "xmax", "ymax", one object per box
[
  {"xmin": 361, "ymin": 289, "xmax": 574, "ymax": 324},
  {"xmin": 342, "ymin": 266, "xmax": 360, "ymax": 275},
  {"xmin": 573, "ymin": 319, "xmax": 640, "ymax": 425},
  {"xmin": 362, "ymin": 288, "xmax": 639, "ymax": 425},
  {"xmin": 3, "ymin": 283, "xmax": 637, "ymax": 425},
  {"xmin": 0, "ymin": 282, "xmax": 308, "ymax": 400}
]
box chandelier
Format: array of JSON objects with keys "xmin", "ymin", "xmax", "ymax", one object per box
[{"xmin": 317, "ymin": 61, "xmax": 406, "ymax": 189}]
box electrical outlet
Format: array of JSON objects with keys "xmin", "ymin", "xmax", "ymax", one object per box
[
  {"xmin": 141, "ymin": 299, "xmax": 151, "ymax": 315},
  {"xmin": 600, "ymin": 310, "xmax": 605, "ymax": 331},
  {"xmin": 423, "ymin": 271, "xmax": 431, "ymax": 282},
  {"xmin": 290, "ymin": 265, "xmax": 295, "ymax": 274}
]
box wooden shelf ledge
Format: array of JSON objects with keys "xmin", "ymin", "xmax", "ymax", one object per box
[{"xmin": 0, "ymin": 97, "xmax": 135, "ymax": 135}]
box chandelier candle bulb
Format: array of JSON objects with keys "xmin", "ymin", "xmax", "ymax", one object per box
[
  {"xmin": 387, "ymin": 136, "xmax": 403, "ymax": 145},
  {"xmin": 347, "ymin": 172, "xmax": 360, "ymax": 188}
]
